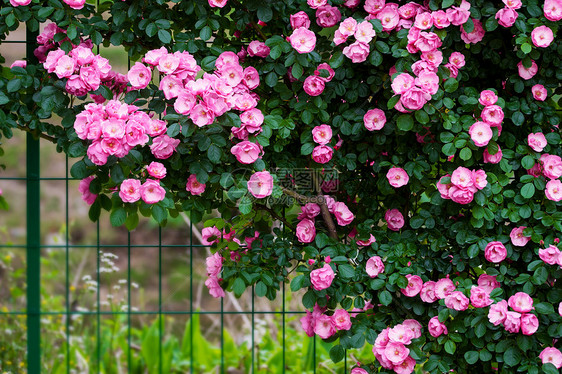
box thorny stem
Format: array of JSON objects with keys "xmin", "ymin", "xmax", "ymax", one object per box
[
  {"xmin": 19, "ymin": 125, "xmax": 58, "ymax": 144},
  {"xmin": 313, "ymin": 172, "xmax": 338, "ymax": 240},
  {"xmin": 255, "ymin": 203, "xmax": 295, "ymax": 230}
]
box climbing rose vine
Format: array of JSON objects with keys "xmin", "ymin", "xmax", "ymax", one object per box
[{"xmin": 1, "ymin": 0, "xmax": 562, "ymax": 372}]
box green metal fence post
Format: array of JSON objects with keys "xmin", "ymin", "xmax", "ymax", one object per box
[{"xmin": 26, "ymin": 25, "xmax": 41, "ymax": 374}]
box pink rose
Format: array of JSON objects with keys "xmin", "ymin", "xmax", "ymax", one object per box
[
  {"xmin": 314, "ymin": 314, "xmax": 336, "ymax": 339},
  {"xmin": 428, "ymin": 316, "xmax": 447, "ymax": 337},
  {"xmin": 308, "ymin": 0, "xmax": 327, "ymax": 9},
  {"xmin": 400, "ymin": 87, "xmax": 431, "ymax": 111},
  {"xmin": 432, "ymin": 10, "xmax": 451, "ymax": 28},
  {"xmin": 385, "ymin": 209, "xmax": 404, "ymax": 231},
  {"xmin": 503, "ymin": 0, "xmax": 522, "ymax": 9},
  {"xmin": 488, "ymin": 300, "xmax": 508, "ymax": 325},
  {"xmin": 201, "ymin": 226, "xmax": 221, "ymax": 245},
  {"xmin": 63, "ymin": 0, "xmax": 86, "ymax": 9},
  {"xmin": 414, "ymin": 12, "xmax": 433, "ymax": 30},
  {"xmin": 150, "ymin": 134, "xmax": 180, "ymax": 160},
  {"xmin": 446, "ymin": 1, "xmax": 471, "ymax": 25},
  {"xmin": 391, "ymin": 73, "xmax": 415, "ymax": 95},
  {"xmin": 377, "ymin": 5, "xmax": 400, "ymax": 31},
  {"xmin": 470, "ymin": 286, "xmax": 493, "ymax": 308},
  {"xmin": 332, "ymin": 309, "xmax": 352, "ymax": 330},
  {"xmin": 247, "ymin": 41, "xmax": 270, "ymax": 58},
  {"xmin": 541, "ymin": 154, "xmax": 562, "ymax": 179},
  {"xmin": 298, "ymin": 203, "xmax": 321, "ymax": 220},
  {"xmin": 140, "ymin": 179, "xmax": 166, "ymax": 204},
  {"xmin": 478, "ymin": 274, "xmax": 500, "ymax": 293},
  {"xmin": 333, "ymin": 202, "xmax": 354, "ymax": 226},
  {"xmin": 314, "ymin": 63, "xmax": 335, "ymax": 82},
  {"xmin": 472, "ymin": 169, "xmax": 488, "ymax": 190},
  {"xmin": 414, "ymin": 31, "xmax": 442, "ymax": 53},
  {"xmin": 517, "ymin": 60, "xmax": 538, "ymax": 80},
  {"xmin": 485, "ymin": 241, "xmax": 507, "ymax": 263},
  {"xmin": 208, "ymin": 0, "xmax": 227, "ymax": 7},
  {"xmin": 290, "ymin": 11, "xmax": 311, "ymax": 29},
  {"xmin": 483, "ymin": 146, "xmax": 503, "ymax": 164},
  {"xmin": 312, "ymin": 124, "xmax": 332, "ymax": 145},
  {"xmin": 496, "ymin": 7, "xmax": 518, "ymax": 28},
  {"xmin": 444, "ymin": 291, "xmax": 469, "ymax": 311},
  {"xmin": 296, "ymin": 218, "xmax": 316, "ymax": 243},
  {"xmin": 247, "ymin": 171, "xmax": 273, "ymax": 199},
  {"xmin": 388, "ymin": 324, "xmax": 413, "ymax": 345},
  {"xmin": 10, "ymin": 60, "xmax": 27, "ymax": 69},
  {"xmin": 366, "ymin": 256, "xmax": 385, "ymax": 278},
  {"xmin": 9, "ymin": 0, "xmax": 31, "ymax": 6},
  {"xmin": 539, "ymin": 244, "xmax": 561, "ymax": 265},
  {"xmin": 119, "ymin": 179, "xmax": 142, "ymax": 203},
  {"xmin": 531, "ymin": 25, "xmax": 554, "ymax": 48},
  {"xmin": 78, "ymin": 176, "xmax": 97, "ymax": 205},
  {"xmin": 520, "ymin": 313, "xmax": 539, "ymax": 335},
  {"xmin": 310, "ymin": 263, "xmax": 335, "ymax": 290},
  {"xmin": 387, "ymin": 167, "xmax": 409, "ymax": 188},
  {"xmin": 289, "ymin": 27, "xmax": 316, "ymax": 54},
  {"xmin": 481, "ymin": 105, "xmax": 504, "ymax": 126},
  {"xmin": 460, "ymin": 19, "xmax": 485, "ymax": 44},
  {"xmin": 420, "ymin": 281, "xmax": 437, "ymax": 303},
  {"xmin": 231, "ymin": 141, "xmax": 261, "ymax": 164},
  {"xmin": 508, "ymin": 292, "xmax": 534, "ymax": 313},
  {"xmin": 303, "ymin": 75, "xmax": 325, "ymax": 96},
  {"xmin": 400, "ymin": 274, "xmax": 423, "ymax": 297},
  {"xmin": 531, "ymin": 84, "xmax": 547, "ymax": 101},
  {"xmin": 546, "ymin": 180, "xmax": 562, "ymax": 202},
  {"xmin": 316, "ymin": 5, "xmax": 341, "ymax": 28},
  {"xmin": 510, "ymin": 226, "xmax": 531, "ymax": 247},
  {"xmin": 434, "ymin": 278, "xmax": 455, "ymax": 299},
  {"xmin": 504, "ymin": 311, "xmax": 521, "ymax": 333},
  {"xmin": 300, "ymin": 310, "xmax": 315, "ymax": 337},
  {"xmin": 205, "ymin": 252, "xmax": 223, "ymax": 276},
  {"xmin": 469, "ymin": 121, "xmax": 493, "ymax": 147},
  {"xmin": 479, "ymin": 90, "xmax": 498, "ymax": 106},
  {"xmin": 186, "ymin": 174, "xmax": 206, "ymax": 196},
  {"xmin": 146, "ymin": 162, "xmax": 166, "ymax": 180},
  {"xmin": 394, "ymin": 356, "xmax": 416, "ymax": 374},
  {"xmin": 384, "ymin": 342, "xmax": 409, "ymax": 365},
  {"xmin": 528, "ymin": 132, "xmax": 547, "ymax": 152},
  {"xmin": 338, "ymin": 17, "xmax": 358, "ymax": 36},
  {"xmin": 312, "ymin": 145, "xmax": 333, "ymax": 164},
  {"xmin": 448, "ymin": 186, "xmax": 474, "ymax": 204},
  {"xmin": 363, "ymin": 108, "xmax": 386, "ymax": 131},
  {"xmin": 350, "ymin": 368, "xmax": 368, "ymax": 374},
  {"xmin": 451, "ymin": 168, "xmax": 473, "ymax": 188},
  {"xmin": 343, "ymin": 41, "xmax": 370, "ymax": 63},
  {"xmin": 127, "ymin": 62, "xmax": 152, "ymax": 90},
  {"xmin": 402, "ymin": 319, "xmax": 422, "ymax": 339},
  {"xmin": 544, "ymin": 0, "xmax": 562, "ymax": 21},
  {"xmin": 354, "ymin": 21, "xmax": 376, "ymax": 43},
  {"xmin": 205, "ymin": 277, "xmax": 225, "ymax": 298},
  {"xmin": 540, "ymin": 347, "xmax": 562, "ymax": 369}
]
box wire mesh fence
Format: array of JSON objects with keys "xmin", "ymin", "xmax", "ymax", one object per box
[{"xmin": 0, "ymin": 20, "xmax": 362, "ymax": 374}]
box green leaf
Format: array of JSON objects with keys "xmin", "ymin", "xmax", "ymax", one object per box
[
  {"xmin": 369, "ymin": 50, "xmax": 383, "ymax": 66},
  {"xmin": 290, "ymin": 275, "xmax": 305, "ymax": 292},
  {"xmin": 257, "ymin": 6, "xmax": 273, "ymax": 23},
  {"xmin": 0, "ymin": 92, "xmax": 10, "ymax": 105},
  {"xmin": 459, "ymin": 147, "xmax": 472, "ymax": 161},
  {"xmin": 292, "ymin": 62, "xmax": 303, "ymax": 80},
  {"xmin": 329, "ymin": 51, "xmax": 344, "ymax": 69},
  {"xmin": 158, "ymin": 29, "xmax": 172, "ymax": 43},
  {"xmin": 152, "ymin": 204, "xmax": 167, "ymax": 224},
  {"xmin": 521, "ymin": 183, "xmax": 535, "ymax": 199},
  {"xmin": 125, "ymin": 212, "xmax": 139, "ymax": 230},
  {"xmin": 503, "ymin": 346, "xmax": 521, "ymax": 367},
  {"xmin": 70, "ymin": 161, "xmax": 89, "ymax": 179},
  {"xmin": 200, "ymin": 27, "xmax": 214, "ymax": 43},
  {"xmin": 396, "ymin": 114, "xmax": 414, "ymax": 131},
  {"xmin": 339, "ymin": 264, "xmax": 355, "ymax": 279},
  {"xmin": 110, "ymin": 207, "xmax": 127, "ymax": 227},
  {"xmin": 301, "ymin": 142, "xmax": 315, "ymax": 155},
  {"xmin": 464, "ymin": 351, "xmax": 479, "ymax": 365},
  {"xmin": 233, "ymin": 278, "xmax": 246, "ymax": 297},
  {"xmin": 329, "ymin": 345, "xmax": 345, "ymax": 363},
  {"xmin": 207, "ymin": 144, "xmax": 222, "ymax": 164},
  {"xmin": 512, "ymin": 111, "xmax": 524, "ymax": 126},
  {"xmin": 521, "ymin": 155, "xmax": 535, "ymax": 169},
  {"xmin": 444, "ymin": 78, "xmax": 458, "ymax": 93},
  {"xmin": 543, "ymin": 364, "xmax": 560, "ymax": 374},
  {"xmin": 255, "ymin": 281, "xmax": 267, "ymax": 297},
  {"xmin": 442, "ymin": 0, "xmax": 454, "ymax": 7},
  {"xmin": 265, "ymin": 72, "xmax": 278, "ymax": 87},
  {"xmin": 521, "ymin": 43, "xmax": 532, "ymax": 54},
  {"xmin": 444, "ymin": 340, "xmax": 456, "ymax": 355},
  {"xmin": 535, "ymin": 302, "xmax": 554, "ymax": 314},
  {"xmin": 7, "ymin": 79, "xmax": 21, "ymax": 93},
  {"xmin": 239, "ymin": 195, "xmax": 252, "ymax": 215},
  {"xmin": 379, "ymin": 290, "xmax": 392, "ymax": 306}
]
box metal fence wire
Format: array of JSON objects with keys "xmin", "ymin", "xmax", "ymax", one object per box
[{"xmin": 0, "ymin": 21, "xmax": 356, "ymax": 374}]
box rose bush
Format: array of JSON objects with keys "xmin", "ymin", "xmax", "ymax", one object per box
[{"xmin": 1, "ymin": 0, "xmax": 562, "ymax": 372}]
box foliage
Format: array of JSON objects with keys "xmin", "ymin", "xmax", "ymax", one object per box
[{"xmin": 1, "ymin": 0, "xmax": 562, "ymax": 372}]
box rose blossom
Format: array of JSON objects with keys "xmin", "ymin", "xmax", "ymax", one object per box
[
  {"xmin": 510, "ymin": 226, "xmax": 530, "ymax": 247},
  {"xmin": 384, "ymin": 342, "xmax": 409, "ymax": 365},
  {"xmin": 541, "ymin": 154, "xmax": 562, "ymax": 179},
  {"xmin": 119, "ymin": 179, "xmax": 141, "ymax": 203},
  {"xmin": 333, "ymin": 202, "xmax": 355, "ymax": 226},
  {"xmin": 290, "ymin": 11, "xmax": 311, "ymax": 29},
  {"xmin": 448, "ymin": 186, "xmax": 474, "ymax": 205},
  {"xmin": 312, "ymin": 145, "xmax": 333, "ymax": 164},
  {"xmin": 208, "ymin": 0, "xmax": 227, "ymax": 7},
  {"xmin": 470, "ymin": 286, "xmax": 493, "ymax": 308},
  {"xmin": 528, "ymin": 132, "xmax": 548, "ymax": 152},
  {"xmin": 314, "ymin": 63, "xmax": 335, "ymax": 82},
  {"xmin": 310, "ymin": 263, "xmax": 335, "ymax": 290},
  {"xmin": 544, "ymin": 0, "xmax": 562, "ymax": 21},
  {"xmin": 296, "ymin": 219, "xmax": 316, "ymax": 243},
  {"xmin": 508, "ymin": 292, "xmax": 534, "ymax": 313},
  {"xmin": 350, "ymin": 369, "xmax": 368, "ymax": 374},
  {"xmin": 388, "ymin": 324, "xmax": 413, "ymax": 345},
  {"xmin": 289, "ymin": 27, "xmax": 317, "ymax": 54},
  {"xmin": 420, "ymin": 281, "xmax": 437, "ymax": 303},
  {"xmin": 127, "ymin": 62, "xmax": 152, "ymax": 90},
  {"xmin": 150, "ymin": 135, "xmax": 180, "ymax": 159},
  {"xmin": 231, "ymin": 141, "xmax": 261, "ymax": 164},
  {"xmin": 400, "ymin": 87, "xmax": 431, "ymax": 111},
  {"xmin": 488, "ymin": 300, "xmax": 508, "ymax": 325},
  {"xmin": 385, "ymin": 209, "xmax": 404, "ymax": 231},
  {"xmin": 78, "ymin": 176, "xmax": 97, "ymax": 205},
  {"xmin": 400, "ymin": 274, "xmax": 423, "ymax": 297},
  {"xmin": 483, "ymin": 146, "xmax": 503, "ymax": 164},
  {"xmin": 205, "ymin": 252, "xmax": 223, "ymax": 277},
  {"xmin": 363, "ymin": 108, "xmax": 386, "ymax": 131},
  {"xmin": 205, "ymin": 277, "xmax": 225, "ymax": 298},
  {"xmin": 531, "ymin": 84, "xmax": 547, "ymax": 101},
  {"xmin": 485, "ymin": 241, "xmax": 507, "ymax": 263},
  {"xmin": 444, "ymin": 291, "xmax": 469, "ymax": 311},
  {"xmin": 140, "ymin": 179, "xmax": 166, "ymax": 204},
  {"xmin": 481, "ymin": 105, "xmax": 504, "ymax": 126},
  {"xmin": 332, "ymin": 309, "xmax": 352, "ymax": 330},
  {"xmin": 316, "ymin": 5, "xmax": 341, "ymax": 28},
  {"xmin": 303, "ymin": 75, "xmax": 325, "ymax": 96},
  {"xmin": 546, "ymin": 180, "xmax": 562, "ymax": 202},
  {"xmin": 247, "ymin": 41, "xmax": 270, "ymax": 58},
  {"xmin": 247, "ymin": 171, "xmax": 273, "ymax": 199},
  {"xmin": 354, "ymin": 21, "xmax": 376, "ymax": 43},
  {"xmin": 517, "ymin": 60, "xmax": 538, "ymax": 80},
  {"xmin": 391, "ymin": 73, "xmax": 415, "ymax": 95},
  {"xmin": 460, "ymin": 19, "xmax": 485, "ymax": 44},
  {"xmin": 478, "ymin": 274, "xmax": 500, "ymax": 293},
  {"xmin": 366, "ymin": 256, "xmax": 384, "ymax": 278},
  {"xmin": 540, "ymin": 347, "xmax": 562, "ymax": 369},
  {"xmin": 387, "ymin": 167, "xmax": 409, "ymax": 188},
  {"xmin": 434, "ymin": 278, "xmax": 455, "ymax": 299},
  {"xmin": 531, "ymin": 25, "xmax": 554, "ymax": 48},
  {"xmin": 312, "ymin": 125, "xmax": 332, "ymax": 145},
  {"xmin": 469, "ymin": 121, "xmax": 493, "ymax": 147},
  {"xmin": 503, "ymin": 0, "xmax": 522, "ymax": 9},
  {"xmin": 314, "ymin": 314, "xmax": 336, "ymax": 339},
  {"xmin": 479, "ymin": 90, "xmax": 498, "ymax": 106},
  {"xmin": 186, "ymin": 174, "xmax": 206, "ymax": 196},
  {"xmin": 495, "ymin": 7, "xmax": 518, "ymax": 28},
  {"xmin": 428, "ymin": 316, "xmax": 447, "ymax": 337},
  {"xmin": 343, "ymin": 41, "xmax": 370, "ymax": 63},
  {"xmin": 504, "ymin": 311, "xmax": 521, "ymax": 333},
  {"xmin": 520, "ymin": 313, "xmax": 539, "ymax": 335}
]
